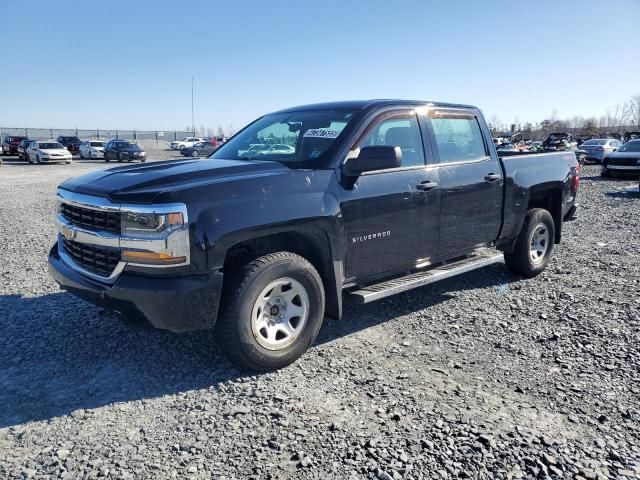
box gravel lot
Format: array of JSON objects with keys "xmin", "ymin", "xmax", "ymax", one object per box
[{"xmin": 0, "ymin": 157, "xmax": 638, "ymax": 479}]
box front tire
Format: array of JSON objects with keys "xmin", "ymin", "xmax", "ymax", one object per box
[
  {"xmin": 191, "ymin": 150, "xmax": 199, "ymax": 158},
  {"xmin": 216, "ymin": 252, "xmax": 325, "ymax": 371},
  {"xmin": 504, "ymin": 208, "xmax": 555, "ymax": 278},
  {"xmin": 601, "ymin": 168, "xmax": 610, "ymax": 178}
]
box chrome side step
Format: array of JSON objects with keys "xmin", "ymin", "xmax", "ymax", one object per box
[{"xmin": 347, "ymin": 252, "xmax": 504, "ymax": 304}]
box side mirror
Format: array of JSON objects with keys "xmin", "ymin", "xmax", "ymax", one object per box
[{"xmin": 343, "ymin": 145, "xmax": 402, "ymax": 177}]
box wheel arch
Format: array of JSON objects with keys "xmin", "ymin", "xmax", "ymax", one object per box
[
  {"xmin": 221, "ymin": 228, "xmax": 343, "ymax": 321},
  {"xmin": 526, "ymin": 186, "xmax": 563, "ymax": 244}
]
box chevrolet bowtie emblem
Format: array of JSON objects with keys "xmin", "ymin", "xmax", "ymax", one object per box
[{"xmin": 62, "ymin": 225, "xmax": 76, "ymax": 240}]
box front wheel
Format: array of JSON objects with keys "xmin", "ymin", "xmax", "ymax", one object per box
[
  {"xmin": 601, "ymin": 168, "xmax": 610, "ymax": 178},
  {"xmin": 191, "ymin": 150, "xmax": 199, "ymax": 157},
  {"xmin": 504, "ymin": 208, "xmax": 555, "ymax": 278},
  {"xmin": 216, "ymin": 252, "xmax": 325, "ymax": 371}
]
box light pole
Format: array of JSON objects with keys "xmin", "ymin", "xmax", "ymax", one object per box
[{"xmin": 191, "ymin": 77, "xmax": 195, "ymax": 135}]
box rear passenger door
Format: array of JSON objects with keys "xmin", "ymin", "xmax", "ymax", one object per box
[{"xmin": 424, "ymin": 109, "xmax": 503, "ymax": 260}]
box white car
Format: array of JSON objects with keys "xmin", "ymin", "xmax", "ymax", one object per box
[
  {"xmin": 27, "ymin": 141, "xmax": 72, "ymax": 164},
  {"xmin": 170, "ymin": 137, "xmax": 205, "ymax": 150},
  {"xmin": 79, "ymin": 140, "xmax": 106, "ymax": 159}
]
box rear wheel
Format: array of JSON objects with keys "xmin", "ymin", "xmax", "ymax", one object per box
[
  {"xmin": 504, "ymin": 208, "xmax": 555, "ymax": 278},
  {"xmin": 216, "ymin": 252, "xmax": 325, "ymax": 371}
]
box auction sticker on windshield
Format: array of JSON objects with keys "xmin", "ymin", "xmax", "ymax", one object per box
[{"xmin": 304, "ymin": 129, "xmax": 340, "ymax": 139}]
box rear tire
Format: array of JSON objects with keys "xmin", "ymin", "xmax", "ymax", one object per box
[
  {"xmin": 601, "ymin": 168, "xmax": 610, "ymax": 178},
  {"xmin": 504, "ymin": 208, "xmax": 555, "ymax": 278},
  {"xmin": 216, "ymin": 252, "xmax": 325, "ymax": 371}
]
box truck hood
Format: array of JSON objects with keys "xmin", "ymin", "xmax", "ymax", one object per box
[{"xmin": 59, "ymin": 158, "xmax": 291, "ymax": 203}]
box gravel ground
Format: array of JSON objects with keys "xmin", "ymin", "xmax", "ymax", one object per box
[{"xmin": 0, "ymin": 160, "xmax": 638, "ymax": 479}]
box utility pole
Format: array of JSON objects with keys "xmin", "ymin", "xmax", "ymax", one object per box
[{"xmin": 191, "ymin": 77, "xmax": 195, "ymax": 135}]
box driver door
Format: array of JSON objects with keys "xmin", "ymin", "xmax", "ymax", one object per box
[{"xmin": 340, "ymin": 110, "xmax": 441, "ymax": 283}]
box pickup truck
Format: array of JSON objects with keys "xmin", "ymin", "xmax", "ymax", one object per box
[
  {"xmin": 48, "ymin": 100, "xmax": 579, "ymax": 371},
  {"xmin": 57, "ymin": 136, "xmax": 83, "ymax": 155}
]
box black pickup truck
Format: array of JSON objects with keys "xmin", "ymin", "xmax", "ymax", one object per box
[{"xmin": 49, "ymin": 100, "xmax": 579, "ymax": 371}]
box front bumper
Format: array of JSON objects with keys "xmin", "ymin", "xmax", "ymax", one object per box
[
  {"xmin": 48, "ymin": 243, "xmax": 223, "ymax": 332},
  {"xmin": 604, "ymin": 164, "xmax": 640, "ymax": 172},
  {"xmin": 42, "ymin": 156, "xmax": 72, "ymax": 163}
]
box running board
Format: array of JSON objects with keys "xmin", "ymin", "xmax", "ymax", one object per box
[{"xmin": 347, "ymin": 252, "xmax": 504, "ymax": 304}]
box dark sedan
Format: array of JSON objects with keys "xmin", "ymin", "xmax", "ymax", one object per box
[
  {"xmin": 103, "ymin": 140, "xmax": 146, "ymax": 162},
  {"xmin": 180, "ymin": 141, "xmax": 218, "ymax": 158},
  {"xmin": 601, "ymin": 140, "xmax": 640, "ymax": 178}
]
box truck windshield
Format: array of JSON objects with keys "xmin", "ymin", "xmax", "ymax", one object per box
[{"xmin": 212, "ymin": 110, "xmax": 356, "ymax": 164}]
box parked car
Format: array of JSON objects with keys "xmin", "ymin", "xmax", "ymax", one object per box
[
  {"xmin": 180, "ymin": 141, "xmax": 218, "ymax": 158},
  {"xmin": 48, "ymin": 99, "xmax": 579, "ymax": 371},
  {"xmin": 542, "ymin": 132, "xmax": 577, "ymax": 150},
  {"xmin": 601, "ymin": 140, "xmax": 640, "ymax": 177},
  {"xmin": 579, "ymin": 138, "xmax": 623, "ymax": 164},
  {"xmin": 103, "ymin": 140, "xmax": 146, "ymax": 162},
  {"xmin": 79, "ymin": 140, "xmax": 106, "ymax": 159},
  {"xmin": 26, "ymin": 141, "xmax": 72, "ymax": 164},
  {"xmin": 18, "ymin": 139, "xmax": 37, "ymax": 161},
  {"xmin": 56, "ymin": 136, "xmax": 82, "ymax": 155},
  {"xmin": 170, "ymin": 137, "xmax": 205, "ymax": 150},
  {"xmin": 2, "ymin": 135, "xmax": 28, "ymax": 155}
]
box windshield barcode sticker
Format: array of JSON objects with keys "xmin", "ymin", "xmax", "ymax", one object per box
[{"xmin": 304, "ymin": 129, "xmax": 340, "ymax": 139}]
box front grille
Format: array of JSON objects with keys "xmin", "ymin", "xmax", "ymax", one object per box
[
  {"xmin": 60, "ymin": 203, "xmax": 121, "ymax": 234},
  {"xmin": 609, "ymin": 158, "xmax": 640, "ymax": 166},
  {"xmin": 62, "ymin": 239, "xmax": 120, "ymax": 276}
]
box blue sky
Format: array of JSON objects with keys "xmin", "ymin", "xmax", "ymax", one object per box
[{"xmin": 1, "ymin": 0, "xmax": 639, "ymax": 131}]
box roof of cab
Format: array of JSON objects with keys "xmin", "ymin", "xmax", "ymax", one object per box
[{"xmin": 273, "ymin": 99, "xmax": 478, "ymax": 114}]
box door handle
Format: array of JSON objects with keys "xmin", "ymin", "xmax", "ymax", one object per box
[
  {"xmin": 484, "ymin": 173, "xmax": 501, "ymax": 182},
  {"xmin": 416, "ymin": 180, "xmax": 438, "ymax": 191}
]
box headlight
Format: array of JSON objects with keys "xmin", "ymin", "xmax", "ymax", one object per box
[
  {"xmin": 120, "ymin": 210, "xmax": 189, "ymax": 266},
  {"xmin": 121, "ymin": 211, "xmax": 184, "ymax": 238}
]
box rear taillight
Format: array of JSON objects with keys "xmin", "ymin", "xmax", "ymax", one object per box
[{"xmin": 573, "ymin": 163, "xmax": 580, "ymax": 190}]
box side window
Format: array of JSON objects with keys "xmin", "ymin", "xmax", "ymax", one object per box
[
  {"xmin": 430, "ymin": 115, "xmax": 487, "ymax": 163},
  {"xmin": 357, "ymin": 114, "xmax": 425, "ymax": 168}
]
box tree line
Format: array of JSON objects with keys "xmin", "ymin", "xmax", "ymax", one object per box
[{"xmin": 489, "ymin": 94, "xmax": 640, "ymax": 140}]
